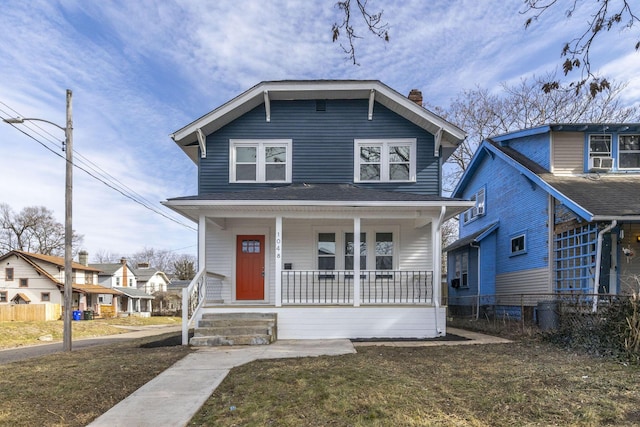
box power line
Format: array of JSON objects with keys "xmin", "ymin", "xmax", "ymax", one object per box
[{"xmin": 0, "ymin": 105, "xmax": 197, "ymax": 232}]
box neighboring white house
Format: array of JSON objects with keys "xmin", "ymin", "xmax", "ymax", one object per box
[
  {"xmin": 0, "ymin": 250, "xmax": 121, "ymax": 319},
  {"xmin": 133, "ymin": 264, "xmax": 170, "ymax": 294},
  {"xmin": 90, "ymin": 258, "xmax": 154, "ymax": 317}
]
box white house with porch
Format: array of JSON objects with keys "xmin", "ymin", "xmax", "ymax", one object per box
[{"xmin": 164, "ymin": 80, "xmax": 472, "ymax": 345}]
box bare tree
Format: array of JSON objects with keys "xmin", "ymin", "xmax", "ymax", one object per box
[
  {"xmin": 432, "ymin": 73, "xmax": 640, "ymax": 192},
  {"xmin": 332, "ymin": 0, "xmax": 389, "ymax": 65},
  {"xmin": 91, "ymin": 249, "xmax": 120, "ymax": 263},
  {"xmin": 0, "ymin": 204, "xmax": 83, "ymax": 256},
  {"xmin": 129, "ymin": 247, "xmax": 177, "ymax": 273},
  {"xmin": 523, "ymin": 0, "xmax": 639, "ymax": 96}
]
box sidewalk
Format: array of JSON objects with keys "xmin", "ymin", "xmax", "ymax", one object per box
[
  {"xmin": 0, "ymin": 324, "xmax": 182, "ymax": 365},
  {"xmin": 88, "ymin": 328, "xmax": 510, "ymax": 427}
]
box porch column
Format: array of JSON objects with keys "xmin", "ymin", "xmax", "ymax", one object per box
[
  {"xmin": 199, "ymin": 214, "xmax": 206, "ymax": 275},
  {"xmin": 353, "ymin": 216, "xmax": 361, "ymax": 307},
  {"xmin": 275, "ymin": 216, "xmax": 282, "ymax": 307},
  {"xmin": 431, "ymin": 206, "xmax": 446, "ymax": 307}
]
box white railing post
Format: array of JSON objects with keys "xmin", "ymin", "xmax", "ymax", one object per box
[
  {"xmin": 275, "ymin": 216, "xmax": 282, "ymax": 307},
  {"xmin": 353, "ymin": 217, "xmax": 361, "ymax": 307},
  {"xmin": 181, "ymin": 285, "xmax": 189, "ymax": 345}
]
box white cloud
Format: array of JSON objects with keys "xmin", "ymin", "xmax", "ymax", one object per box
[{"xmin": 1, "ymin": 0, "xmax": 637, "ymax": 261}]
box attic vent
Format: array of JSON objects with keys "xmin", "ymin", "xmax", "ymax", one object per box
[{"xmin": 315, "ymin": 100, "xmax": 326, "ymax": 112}]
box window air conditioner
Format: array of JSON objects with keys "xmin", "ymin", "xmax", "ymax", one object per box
[{"xmin": 589, "ymin": 156, "xmax": 614, "ymax": 171}]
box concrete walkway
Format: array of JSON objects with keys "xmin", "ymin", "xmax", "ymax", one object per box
[
  {"xmin": 88, "ymin": 339, "xmax": 357, "ymax": 427},
  {"xmin": 88, "ymin": 328, "xmax": 510, "ymax": 427}
]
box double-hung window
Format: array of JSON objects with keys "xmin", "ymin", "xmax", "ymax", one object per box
[
  {"xmin": 619, "ymin": 135, "xmax": 640, "ymax": 169},
  {"xmin": 345, "ymin": 233, "xmax": 367, "ymax": 270},
  {"xmin": 355, "ymin": 139, "xmax": 416, "ymax": 182},
  {"xmin": 317, "ymin": 233, "xmax": 336, "ymax": 270},
  {"xmin": 230, "ymin": 140, "xmax": 292, "ymax": 183},
  {"xmin": 510, "ymin": 231, "xmax": 527, "ymax": 256}
]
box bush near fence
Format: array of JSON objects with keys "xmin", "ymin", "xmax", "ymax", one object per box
[
  {"xmin": 446, "ymin": 293, "xmax": 640, "ymax": 364},
  {"xmin": 0, "ymin": 304, "xmax": 61, "ymax": 321}
]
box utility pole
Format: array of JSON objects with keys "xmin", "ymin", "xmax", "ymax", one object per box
[
  {"xmin": 3, "ymin": 90, "xmax": 74, "ymax": 350},
  {"xmin": 63, "ymin": 89, "xmax": 73, "ymax": 352}
]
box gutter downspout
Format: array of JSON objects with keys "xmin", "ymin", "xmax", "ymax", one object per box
[
  {"xmin": 593, "ymin": 220, "xmax": 617, "ymax": 312},
  {"xmin": 470, "ymin": 242, "xmax": 480, "ymax": 320},
  {"xmin": 433, "ymin": 206, "xmax": 447, "ymax": 335}
]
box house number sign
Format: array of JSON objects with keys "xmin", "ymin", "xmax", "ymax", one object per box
[{"xmin": 276, "ymin": 231, "xmax": 281, "ymax": 260}]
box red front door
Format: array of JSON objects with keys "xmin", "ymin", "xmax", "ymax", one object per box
[{"xmin": 236, "ymin": 235, "xmax": 265, "ymax": 300}]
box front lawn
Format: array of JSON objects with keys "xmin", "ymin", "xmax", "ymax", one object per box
[{"xmin": 191, "ymin": 341, "xmax": 640, "ymax": 426}]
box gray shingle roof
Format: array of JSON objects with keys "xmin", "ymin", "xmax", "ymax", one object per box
[
  {"xmin": 168, "ymin": 183, "xmax": 464, "ymax": 203},
  {"xmin": 489, "ymin": 141, "xmax": 640, "ymax": 218}
]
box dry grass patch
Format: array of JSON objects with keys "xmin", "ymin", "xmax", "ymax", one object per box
[
  {"xmin": 0, "ymin": 316, "xmax": 181, "ymax": 349},
  {"xmin": 191, "ymin": 342, "xmax": 640, "ymax": 426},
  {"xmin": 0, "ymin": 332, "xmax": 191, "ymax": 427}
]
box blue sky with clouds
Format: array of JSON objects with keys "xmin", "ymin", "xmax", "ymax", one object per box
[{"xmin": 0, "ymin": 0, "xmax": 638, "ymax": 260}]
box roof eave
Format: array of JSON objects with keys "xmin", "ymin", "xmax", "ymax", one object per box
[{"xmin": 170, "ymin": 81, "xmax": 466, "ymax": 164}]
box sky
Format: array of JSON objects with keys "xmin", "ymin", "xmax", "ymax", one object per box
[{"xmin": 0, "ymin": 0, "xmax": 638, "ymax": 262}]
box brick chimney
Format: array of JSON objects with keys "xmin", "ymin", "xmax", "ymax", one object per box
[
  {"xmin": 121, "ymin": 258, "xmax": 128, "ymax": 287},
  {"xmin": 78, "ymin": 250, "xmax": 89, "ymax": 266},
  {"xmin": 408, "ymin": 89, "xmax": 423, "ymax": 106}
]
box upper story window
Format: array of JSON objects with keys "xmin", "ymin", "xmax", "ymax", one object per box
[
  {"xmin": 5, "ymin": 268, "xmax": 14, "ymax": 281},
  {"xmin": 619, "ymin": 135, "xmax": 640, "ymax": 169},
  {"xmin": 463, "ymin": 187, "xmax": 486, "ymax": 224},
  {"xmin": 588, "ymin": 134, "xmax": 614, "ymax": 170},
  {"xmin": 230, "ymin": 139, "xmax": 292, "ymax": 183},
  {"xmin": 354, "ymin": 139, "xmax": 416, "ymax": 183}
]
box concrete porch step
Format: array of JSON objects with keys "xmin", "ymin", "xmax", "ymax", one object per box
[
  {"xmin": 191, "ymin": 312, "xmax": 277, "ymax": 347},
  {"xmin": 189, "ymin": 334, "xmax": 274, "ymax": 346},
  {"xmin": 193, "ymin": 325, "xmax": 272, "ymax": 337}
]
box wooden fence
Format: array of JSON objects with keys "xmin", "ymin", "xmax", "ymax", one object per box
[{"xmin": 0, "ymin": 304, "xmax": 62, "ymax": 321}]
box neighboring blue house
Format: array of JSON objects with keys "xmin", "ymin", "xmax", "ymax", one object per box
[
  {"xmin": 445, "ymin": 124, "xmax": 640, "ymax": 319},
  {"xmin": 164, "ymin": 80, "xmax": 473, "ymax": 344}
]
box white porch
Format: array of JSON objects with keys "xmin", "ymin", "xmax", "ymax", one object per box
[{"xmin": 164, "ymin": 185, "xmax": 474, "ymax": 344}]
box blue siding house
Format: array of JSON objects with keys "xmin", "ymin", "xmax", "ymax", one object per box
[
  {"xmin": 164, "ymin": 80, "xmax": 473, "ymax": 344},
  {"xmin": 446, "ymin": 124, "xmax": 640, "ymax": 320}
]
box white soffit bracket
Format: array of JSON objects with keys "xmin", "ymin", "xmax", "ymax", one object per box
[
  {"xmin": 368, "ymin": 89, "xmax": 375, "ymax": 120},
  {"xmin": 434, "ymin": 127, "xmax": 443, "ymax": 157},
  {"xmin": 196, "ymin": 128, "xmax": 206, "ymax": 158},
  {"xmin": 264, "ymin": 90, "xmax": 271, "ymax": 122}
]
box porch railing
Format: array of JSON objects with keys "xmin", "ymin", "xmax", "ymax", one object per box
[
  {"xmin": 282, "ymin": 270, "xmax": 433, "ymax": 305},
  {"xmin": 181, "ymin": 269, "xmax": 225, "ymax": 345}
]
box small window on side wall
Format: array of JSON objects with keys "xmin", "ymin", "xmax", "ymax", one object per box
[
  {"xmin": 510, "ymin": 232, "xmax": 527, "ymax": 256},
  {"xmin": 5, "ymin": 268, "xmax": 14, "ymax": 281},
  {"xmin": 463, "ymin": 187, "xmax": 486, "ymax": 224},
  {"xmin": 0, "ymin": 291, "xmax": 7, "ymax": 303},
  {"xmin": 41, "ymin": 292, "xmax": 50, "ymax": 302}
]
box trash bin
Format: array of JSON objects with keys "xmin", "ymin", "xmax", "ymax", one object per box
[
  {"xmin": 83, "ymin": 310, "xmax": 93, "ymax": 320},
  {"xmin": 537, "ymin": 300, "xmax": 558, "ymax": 331},
  {"xmin": 73, "ymin": 310, "xmax": 82, "ymax": 321}
]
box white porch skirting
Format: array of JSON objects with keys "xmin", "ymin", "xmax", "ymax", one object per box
[{"xmin": 194, "ymin": 306, "xmax": 447, "ymax": 339}]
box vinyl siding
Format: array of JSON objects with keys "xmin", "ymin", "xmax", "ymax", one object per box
[
  {"xmin": 199, "ymin": 99, "xmax": 440, "ymax": 194},
  {"xmin": 551, "ymin": 131, "xmax": 584, "ymax": 174},
  {"xmin": 504, "ymin": 133, "xmax": 550, "ymax": 170},
  {"xmin": 0, "ymin": 256, "xmax": 63, "ymax": 305},
  {"xmin": 204, "ymin": 217, "xmax": 433, "ymax": 303},
  {"xmin": 495, "ymin": 268, "xmax": 550, "ymax": 294}
]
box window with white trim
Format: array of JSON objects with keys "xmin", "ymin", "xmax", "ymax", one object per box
[
  {"xmin": 510, "ymin": 232, "xmax": 527, "ymax": 256},
  {"xmin": 463, "ymin": 187, "xmax": 485, "ymax": 223},
  {"xmin": 230, "ymin": 140, "xmax": 292, "ymax": 183},
  {"xmin": 316, "ymin": 230, "xmax": 394, "ymax": 270},
  {"xmin": 619, "ymin": 135, "xmax": 640, "ymax": 169},
  {"xmin": 318, "ymin": 233, "xmax": 336, "ymax": 270},
  {"xmin": 452, "ymin": 252, "xmax": 468, "ymax": 288},
  {"xmin": 354, "ymin": 139, "xmax": 416, "ymax": 182},
  {"xmin": 589, "ymin": 134, "xmax": 612, "ymax": 159},
  {"xmin": 0, "ymin": 291, "xmax": 7, "ymax": 303}
]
